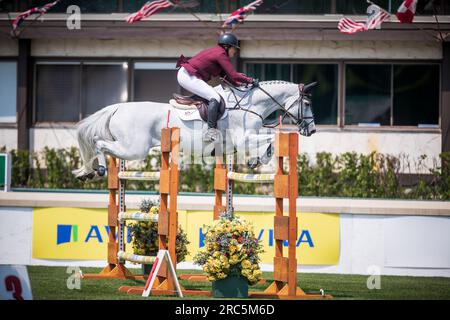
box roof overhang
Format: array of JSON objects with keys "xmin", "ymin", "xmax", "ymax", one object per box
[{"xmin": 1, "ymin": 13, "xmax": 449, "ymax": 42}]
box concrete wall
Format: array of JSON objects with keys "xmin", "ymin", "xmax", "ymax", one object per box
[
  {"xmin": 0, "ymin": 38, "xmax": 18, "ymax": 56},
  {"xmin": 30, "ymin": 39, "xmax": 442, "ymax": 60},
  {"xmin": 241, "ymin": 40, "xmax": 442, "ymax": 60},
  {"xmin": 30, "ymin": 127, "xmax": 78, "ymax": 151},
  {"xmin": 31, "ymin": 38, "xmax": 216, "ymax": 58},
  {"xmin": 300, "ymin": 130, "xmax": 441, "ymax": 173},
  {"xmin": 0, "ymin": 128, "xmax": 17, "ymax": 150}
]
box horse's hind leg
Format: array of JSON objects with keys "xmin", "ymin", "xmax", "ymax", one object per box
[
  {"xmin": 92, "ymin": 136, "xmax": 108, "ymax": 176},
  {"xmin": 95, "ymin": 139, "xmax": 136, "ymax": 161}
]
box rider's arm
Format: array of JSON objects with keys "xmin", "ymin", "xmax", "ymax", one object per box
[{"xmin": 217, "ymin": 52, "xmax": 253, "ymax": 85}]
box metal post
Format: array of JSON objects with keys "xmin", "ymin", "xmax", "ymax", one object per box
[
  {"xmin": 226, "ymin": 153, "xmax": 234, "ymax": 216},
  {"xmin": 118, "ymin": 159, "xmax": 126, "ymax": 253}
]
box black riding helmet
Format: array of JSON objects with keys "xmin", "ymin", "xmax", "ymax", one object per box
[{"xmin": 218, "ymin": 33, "xmax": 240, "ymax": 49}]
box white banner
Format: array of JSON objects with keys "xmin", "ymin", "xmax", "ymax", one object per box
[{"xmin": 0, "ymin": 265, "xmax": 33, "ymax": 300}]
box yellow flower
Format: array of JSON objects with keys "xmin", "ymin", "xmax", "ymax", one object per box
[
  {"xmin": 150, "ymin": 206, "xmax": 158, "ymax": 213},
  {"xmin": 241, "ymin": 260, "xmax": 252, "ymax": 269},
  {"xmin": 229, "ymin": 254, "xmax": 240, "ymax": 265},
  {"xmin": 241, "ymin": 269, "xmax": 251, "ymax": 277},
  {"xmin": 253, "ymin": 269, "xmax": 262, "ymax": 278}
]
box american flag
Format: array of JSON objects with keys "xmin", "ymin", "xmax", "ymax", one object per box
[
  {"xmin": 337, "ymin": 18, "xmax": 366, "ymax": 34},
  {"xmin": 126, "ymin": 0, "xmax": 174, "ymax": 24},
  {"xmin": 222, "ymin": 0, "xmax": 263, "ymax": 28},
  {"xmin": 338, "ymin": 4, "xmax": 390, "ymax": 34},
  {"xmin": 12, "ymin": 1, "xmax": 59, "ymax": 31},
  {"xmin": 396, "ymin": 0, "xmax": 418, "ymax": 23}
]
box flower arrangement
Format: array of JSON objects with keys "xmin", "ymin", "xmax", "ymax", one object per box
[
  {"xmin": 130, "ymin": 199, "xmax": 189, "ymax": 263},
  {"xmin": 193, "ymin": 212, "xmax": 264, "ymax": 285}
]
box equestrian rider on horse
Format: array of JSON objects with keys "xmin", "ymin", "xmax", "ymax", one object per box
[{"xmin": 177, "ymin": 33, "xmax": 256, "ymax": 142}]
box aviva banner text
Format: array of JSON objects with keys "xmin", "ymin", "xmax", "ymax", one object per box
[{"xmin": 33, "ymin": 207, "xmax": 339, "ymax": 265}]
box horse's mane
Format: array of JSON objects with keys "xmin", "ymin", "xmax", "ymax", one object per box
[{"xmin": 259, "ymin": 80, "xmax": 294, "ymax": 87}]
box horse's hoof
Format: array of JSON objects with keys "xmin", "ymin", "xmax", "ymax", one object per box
[
  {"xmin": 86, "ymin": 172, "xmax": 96, "ymax": 180},
  {"xmin": 97, "ymin": 166, "xmax": 106, "ymax": 176},
  {"xmin": 77, "ymin": 175, "xmax": 87, "ymax": 182}
]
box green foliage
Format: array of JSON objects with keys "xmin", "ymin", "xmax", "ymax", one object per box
[
  {"xmin": 129, "ymin": 199, "xmax": 189, "ymax": 263},
  {"xmin": 3, "ymin": 145, "xmax": 449, "ymax": 200}
]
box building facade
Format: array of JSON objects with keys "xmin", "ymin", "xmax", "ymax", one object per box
[{"xmin": 0, "ymin": 1, "xmax": 449, "ymax": 171}]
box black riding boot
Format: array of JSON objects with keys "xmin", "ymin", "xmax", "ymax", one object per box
[{"xmin": 204, "ymin": 98, "xmax": 220, "ymax": 141}]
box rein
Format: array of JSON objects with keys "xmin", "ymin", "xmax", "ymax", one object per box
[{"xmin": 221, "ymin": 78, "xmax": 313, "ymax": 129}]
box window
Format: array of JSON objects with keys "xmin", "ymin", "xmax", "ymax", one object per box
[
  {"xmin": 245, "ymin": 62, "xmax": 338, "ymax": 125},
  {"xmin": 36, "ymin": 63, "xmax": 81, "ymax": 122},
  {"xmin": 0, "ymin": 1, "xmax": 15, "ymax": 12},
  {"xmin": 35, "ymin": 61, "xmax": 128, "ymax": 122},
  {"xmin": 0, "ymin": 61, "xmax": 17, "ymax": 123},
  {"xmin": 83, "ymin": 63, "xmax": 128, "ymax": 116},
  {"xmin": 345, "ymin": 65, "xmax": 391, "ymax": 126},
  {"xmin": 293, "ymin": 64, "xmax": 338, "ymax": 125},
  {"xmin": 345, "ymin": 64, "xmax": 440, "ymax": 127},
  {"xmin": 133, "ymin": 62, "xmax": 179, "ymax": 103},
  {"xmin": 393, "ymin": 65, "xmax": 440, "ymax": 127}
]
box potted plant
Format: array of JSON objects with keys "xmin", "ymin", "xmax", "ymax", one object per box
[
  {"xmin": 194, "ymin": 211, "xmax": 264, "ymax": 298},
  {"xmin": 130, "ymin": 199, "xmax": 189, "ymax": 274}
]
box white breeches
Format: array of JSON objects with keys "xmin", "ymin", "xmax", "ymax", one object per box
[{"xmin": 177, "ymin": 67, "xmax": 221, "ymax": 102}]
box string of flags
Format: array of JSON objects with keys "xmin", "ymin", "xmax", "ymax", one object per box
[
  {"xmin": 11, "ymin": 0, "xmax": 60, "ymax": 32},
  {"xmin": 338, "ymin": 0, "xmax": 418, "ymax": 34},
  {"xmin": 8, "ymin": 0, "xmax": 424, "ymax": 34},
  {"xmin": 396, "ymin": 0, "xmax": 418, "ymax": 23},
  {"xmin": 126, "ymin": 0, "xmax": 174, "ymax": 24},
  {"xmin": 222, "ymin": 0, "xmax": 263, "ymax": 29}
]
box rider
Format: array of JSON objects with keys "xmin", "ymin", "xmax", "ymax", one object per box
[{"xmin": 176, "ymin": 32, "xmax": 256, "ymax": 142}]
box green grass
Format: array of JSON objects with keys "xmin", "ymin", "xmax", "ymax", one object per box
[{"xmin": 28, "ymin": 266, "xmax": 450, "ymax": 300}]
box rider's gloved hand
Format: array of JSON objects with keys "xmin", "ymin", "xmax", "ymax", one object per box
[{"xmin": 251, "ymin": 78, "xmax": 259, "ymax": 87}]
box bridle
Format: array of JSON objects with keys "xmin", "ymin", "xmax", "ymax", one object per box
[{"xmin": 221, "ymin": 78, "xmax": 314, "ymax": 132}]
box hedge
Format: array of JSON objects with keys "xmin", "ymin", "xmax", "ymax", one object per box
[{"xmin": 1, "ymin": 146, "xmax": 449, "ymax": 200}]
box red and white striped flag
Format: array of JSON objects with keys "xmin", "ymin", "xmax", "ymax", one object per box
[
  {"xmin": 338, "ymin": 4, "xmax": 390, "ymax": 34},
  {"xmin": 126, "ymin": 0, "xmax": 174, "ymax": 24},
  {"xmin": 222, "ymin": 0, "xmax": 263, "ymax": 28},
  {"xmin": 337, "ymin": 18, "xmax": 366, "ymax": 34},
  {"xmin": 12, "ymin": 0, "xmax": 59, "ymax": 31},
  {"xmin": 396, "ymin": 0, "xmax": 418, "ymax": 23}
]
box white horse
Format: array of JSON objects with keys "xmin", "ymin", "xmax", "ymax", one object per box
[{"xmin": 73, "ymin": 80, "xmax": 318, "ymax": 180}]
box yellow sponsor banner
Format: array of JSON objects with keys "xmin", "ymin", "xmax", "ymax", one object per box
[
  {"xmin": 33, "ymin": 207, "xmax": 137, "ymax": 260},
  {"xmin": 179, "ymin": 211, "xmax": 340, "ymax": 265},
  {"xmin": 33, "ymin": 207, "xmax": 339, "ymax": 265}
]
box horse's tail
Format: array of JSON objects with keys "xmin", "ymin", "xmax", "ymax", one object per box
[{"xmin": 72, "ymin": 104, "xmax": 118, "ymax": 178}]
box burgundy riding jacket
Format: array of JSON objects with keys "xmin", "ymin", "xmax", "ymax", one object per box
[{"xmin": 177, "ymin": 45, "xmax": 253, "ymax": 86}]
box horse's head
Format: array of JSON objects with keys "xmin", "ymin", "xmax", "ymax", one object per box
[{"xmin": 284, "ymin": 82, "xmax": 318, "ymax": 137}]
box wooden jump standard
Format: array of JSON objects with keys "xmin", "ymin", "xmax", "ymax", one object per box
[
  {"xmin": 181, "ymin": 131, "xmax": 331, "ymax": 299},
  {"xmin": 82, "ymin": 127, "xmax": 210, "ymax": 297}
]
